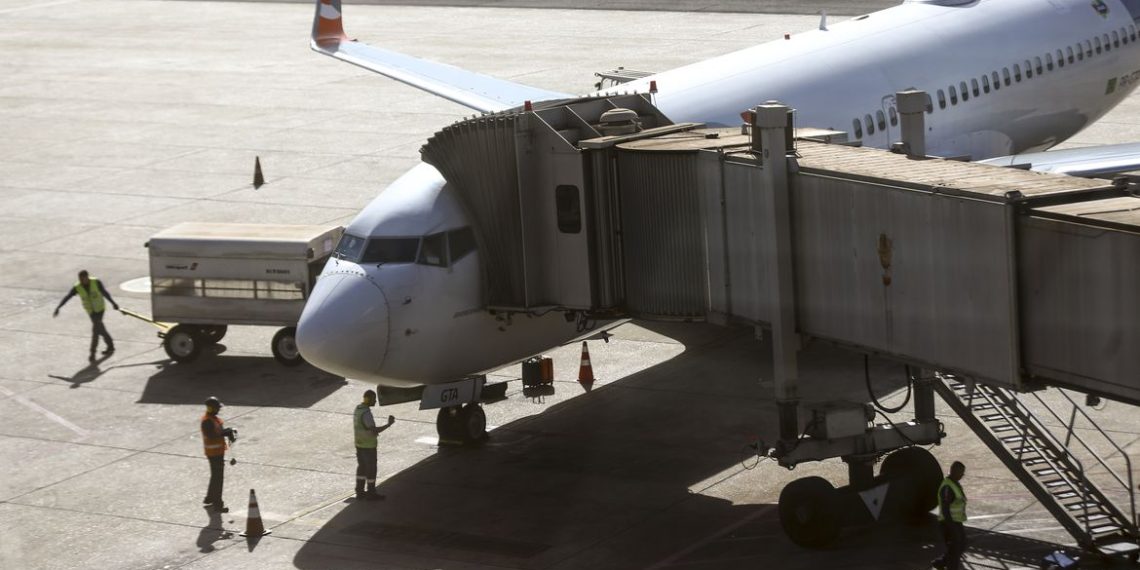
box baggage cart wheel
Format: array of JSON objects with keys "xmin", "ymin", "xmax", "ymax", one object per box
[
  {"xmin": 271, "ymin": 327, "xmax": 303, "ymax": 367},
  {"xmin": 199, "ymin": 325, "xmax": 227, "ymax": 345},
  {"xmin": 779, "ymin": 476, "xmax": 841, "ymax": 548},
  {"xmin": 164, "ymin": 325, "xmax": 202, "ymax": 363}
]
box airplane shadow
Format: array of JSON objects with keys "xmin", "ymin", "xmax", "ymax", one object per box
[{"xmin": 290, "ymin": 322, "xmax": 986, "ymax": 569}]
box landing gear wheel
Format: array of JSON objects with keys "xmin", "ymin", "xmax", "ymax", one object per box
[
  {"xmin": 198, "ymin": 325, "xmax": 227, "ymax": 345},
  {"xmin": 271, "ymin": 327, "xmax": 303, "ymax": 366},
  {"xmin": 779, "ymin": 476, "xmax": 841, "ymax": 548},
  {"xmin": 880, "ymin": 446, "xmax": 943, "ymax": 523},
  {"xmin": 436, "ymin": 407, "xmax": 461, "ymax": 444},
  {"xmin": 164, "ymin": 325, "xmax": 202, "ymax": 363},
  {"xmin": 458, "ymin": 404, "xmax": 487, "ymax": 443}
]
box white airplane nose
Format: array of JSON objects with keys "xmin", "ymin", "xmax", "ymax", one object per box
[{"xmin": 297, "ymin": 272, "xmax": 389, "ymax": 379}]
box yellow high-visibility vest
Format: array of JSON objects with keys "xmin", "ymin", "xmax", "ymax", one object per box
[
  {"xmin": 937, "ymin": 477, "xmax": 967, "ymax": 522},
  {"xmin": 75, "ymin": 279, "xmax": 105, "ymax": 314},
  {"xmin": 354, "ymin": 405, "xmax": 377, "ymax": 449}
]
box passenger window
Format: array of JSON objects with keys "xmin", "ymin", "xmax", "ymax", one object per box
[
  {"xmin": 1024, "ymin": 60, "xmax": 1032, "ymax": 79},
  {"xmin": 876, "ymin": 110, "xmax": 886, "ymax": 131},
  {"xmin": 1054, "ymin": 50, "xmax": 1062, "ymax": 68},
  {"xmin": 949, "ymin": 86, "xmax": 958, "ymax": 105},
  {"xmin": 1014, "ymin": 64, "xmax": 1022, "ymax": 82},
  {"xmin": 1121, "ymin": 28, "xmax": 1128, "ymax": 44},
  {"xmin": 448, "ymin": 227, "xmax": 477, "ymax": 263},
  {"xmin": 1131, "ymin": 25, "xmax": 1137, "ymax": 42},
  {"xmin": 982, "ymin": 75, "xmax": 991, "ymax": 93},
  {"xmin": 971, "ymin": 78, "xmax": 980, "ymax": 97},
  {"xmin": 417, "ymin": 233, "xmax": 446, "ymax": 267},
  {"xmin": 924, "ymin": 93, "xmax": 934, "ymax": 113},
  {"xmin": 889, "ymin": 107, "xmax": 898, "ymax": 127},
  {"xmin": 959, "ymin": 82, "xmax": 969, "ymax": 101},
  {"xmin": 937, "ymin": 89, "xmax": 947, "ymax": 109},
  {"xmin": 1102, "ymin": 34, "xmax": 1110, "ymax": 51},
  {"xmin": 992, "ymin": 71, "xmax": 1001, "ymax": 90},
  {"xmin": 865, "ymin": 114, "xmax": 875, "ymax": 135},
  {"xmin": 362, "ymin": 237, "xmax": 420, "ymax": 264},
  {"xmin": 1035, "ymin": 57, "xmax": 1043, "ymax": 75},
  {"xmin": 1003, "ymin": 68, "xmax": 1011, "ymax": 86},
  {"xmin": 555, "ymin": 185, "xmax": 582, "ymax": 234},
  {"xmin": 852, "ymin": 119, "xmax": 863, "ymax": 139},
  {"xmin": 333, "ymin": 234, "xmax": 366, "ymax": 262},
  {"xmin": 1069, "ymin": 46, "xmax": 1076, "ymax": 63},
  {"xmin": 1086, "ymin": 40, "xmax": 1094, "ymax": 57},
  {"xmin": 1113, "ymin": 31, "xmax": 1120, "ymax": 48}
]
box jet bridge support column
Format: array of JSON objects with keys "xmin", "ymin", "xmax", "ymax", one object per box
[
  {"xmin": 896, "ymin": 89, "xmax": 927, "ymax": 158},
  {"xmin": 753, "ymin": 103, "xmax": 801, "ymax": 441}
]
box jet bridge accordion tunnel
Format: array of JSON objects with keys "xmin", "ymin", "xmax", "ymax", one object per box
[{"xmin": 421, "ymin": 95, "xmax": 1140, "ymax": 402}]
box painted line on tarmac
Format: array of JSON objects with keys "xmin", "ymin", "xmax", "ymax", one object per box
[
  {"xmin": 643, "ymin": 505, "xmax": 775, "ymax": 570},
  {"xmin": 0, "ymin": 0, "xmax": 80, "ymax": 15},
  {"xmin": 0, "ymin": 385, "xmax": 89, "ymax": 438}
]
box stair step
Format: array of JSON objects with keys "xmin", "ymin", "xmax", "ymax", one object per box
[
  {"xmin": 992, "ymin": 424, "xmax": 1018, "ymax": 433},
  {"xmin": 1097, "ymin": 542, "xmax": 1140, "ymax": 556},
  {"xmin": 1066, "ymin": 501, "xmax": 1100, "ymax": 511},
  {"xmin": 981, "ymin": 413, "xmax": 1006, "ymax": 422},
  {"xmin": 1034, "ymin": 468, "xmax": 1059, "ymax": 476},
  {"xmin": 1090, "ymin": 524, "xmax": 1123, "ymax": 535},
  {"xmin": 1021, "ymin": 457, "xmax": 1048, "ymax": 466},
  {"xmin": 1044, "ymin": 479, "xmax": 1071, "ymax": 488},
  {"xmin": 1053, "ymin": 490, "xmax": 1079, "ymax": 499},
  {"xmin": 971, "ymin": 403, "xmax": 996, "ymax": 411},
  {"xmin": 1010, "ymin": 446, "xmax": 1039, "ymax": 454},
  {"xmin": 1002, "ymin": 435, "xmax": 1033, "ymax": 443},
  {"xmin": 1078, "ymin": 513, "xmax": 1110, "ymax": 522}
]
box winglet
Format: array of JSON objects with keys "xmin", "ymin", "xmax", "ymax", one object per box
[{"xmin": 312, "ymin": 0, "xmax": 348, "ymax": 47}]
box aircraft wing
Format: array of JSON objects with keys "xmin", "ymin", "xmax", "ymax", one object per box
[
  {"xmin": 311, "ymin": 0, "xmax": 572, "ymax": 113},
  {"xmin": 979, "ymin": 142, "xmax": 1140, "ymax": 178}
]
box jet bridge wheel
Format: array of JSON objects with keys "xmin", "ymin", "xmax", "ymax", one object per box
[
  {"xmin": 779, "ymin": 476, "xmax": 841, "ymax": 548},
  {"xmin": 879, "ymin": 446, "xmax": 943, "ymax": 523},
  {"xmin": 163, "ymin": 325, "xmax": 202, "ymax": 363},
  {"xmin": 271, "ymin": 327, "xmax": 303, "ymax": 367}
]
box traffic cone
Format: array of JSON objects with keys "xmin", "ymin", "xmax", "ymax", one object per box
[
  {"xmin": 252, "ymin": 156, "xmax": 265, "ymax": 189},
  {"xmin": 239, "ymin": 488, "xmax": 271, "ymax": 537},
  {"xmin": 577, "ymin": 341, "xmax": 595, "ymax": 391}
]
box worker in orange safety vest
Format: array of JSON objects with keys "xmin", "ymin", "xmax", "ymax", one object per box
[
  {"xmin": 53, "ymin": 270, "xmax": 120, "ymax": 362},
  {"xmin": 201, "ymin": 396, "xmax": 235, "ymax": 513}
]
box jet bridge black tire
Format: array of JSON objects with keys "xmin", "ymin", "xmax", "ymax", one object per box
[
  {"xmin": 879, "ymin": 447, "xmax": 943, "ymax": 523},
  {"xmin": 164, "ymin": 325, "xmax": 202, "ymax": 363},
  {"xmin": 779, "ymin": 476, "xmax": 841, "ymax": 548},
  {"xmin": 199, "ymin": 325, "xmax": 227, "ymax": 345},
  {"xmin": 271, "ymin": 327, "xmax": 303, "ymax": 366}
]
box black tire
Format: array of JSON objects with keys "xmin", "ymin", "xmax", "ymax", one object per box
[
  {"xmin": 879, "ymin": 447, "xmax": 943, "ymax": 522},
  {"xmin": 436, "ymin": 407, "xmax": 461, "ymax": 444},
  {"xmin": 199, "ymin": 325, "xmax": 227, "ymax": 345},
  {"xmin": 271, "ymin": 327, "xmax": 303, "ymax": 366},
  {"xmin": 458, "ymin": 404, "xmax": 487, "ymax": 443},
  {"xmin": 779, "ymin": 476, "xmax": 841, "ymax": 548},
  {"xmin": 163, "ymin": 325, "xmax": 202, "ymax": 363}
]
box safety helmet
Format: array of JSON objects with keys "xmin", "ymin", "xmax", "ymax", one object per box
[{"xmin": 204, "ymin": 396, "xmax": 223, "ymax": 409}]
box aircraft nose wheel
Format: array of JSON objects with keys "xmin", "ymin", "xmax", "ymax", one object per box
[
  {"xmin": 436, "ymin": 404, "xmax": 487, "ymax": 445},
  {"xmin": 779, "ymin": 476, "xmax": 841, "ymax": 548}
]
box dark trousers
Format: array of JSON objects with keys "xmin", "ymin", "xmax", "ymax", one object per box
[
  {"xmin": 935, "ymin": 521, "xmax": 966, "ymax": 570},
  {"xmin": 206, "ymin": 455, "xmax": 225, "ymax": 505},
  {"xmin": 355, "ymin": 447, "xmax": 377, "ymax": 493},
  {"xmin": 88, "ymin": 311, "xmax": 113, "ymax": 354}
]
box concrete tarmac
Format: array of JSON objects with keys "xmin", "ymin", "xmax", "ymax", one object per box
[{"xmin": 2, "ymin": 1, "xmax": 1140, "ymax": 569}]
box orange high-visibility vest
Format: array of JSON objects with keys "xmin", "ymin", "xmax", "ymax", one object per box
[{"xmin": 201, "ymin": 414, "xmax": 227, "ymax": 457}]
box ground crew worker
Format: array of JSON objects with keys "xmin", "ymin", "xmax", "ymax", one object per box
[
  {"xmin": 354, "ymin": 390, "xmax": 394, "ymax": 500},
  {"xmin": 932, "ymin": 461, "xmax": 968, "ymax": 570},
  {"xmin": 53, "ymin": 270, "xmax": 119, "ymax": 362},
  {"xmin": 201, "ymin": 396, "xmax": 235, "ymax": 513}
]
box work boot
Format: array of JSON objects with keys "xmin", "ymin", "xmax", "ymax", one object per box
[
  {"xmin": 88, "ymin": 352, "xmax": 96, "ymax": 363},
  {"xmin": 102, "ymin": 347, "xmax": 114, "ymax": 356},
  {"xmin": 211, "ymin": 503, "xmax": 229, "ymax": 513},
  {"xmin": 364, "ymin": 491, "xmax": 385, "ymax": 501}
]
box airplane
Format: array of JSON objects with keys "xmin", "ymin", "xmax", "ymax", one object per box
[{"xmin": 297, "ymin": 0, "xmax": 1140, "ymax": 439}]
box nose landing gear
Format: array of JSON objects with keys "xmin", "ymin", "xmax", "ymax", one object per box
[{"xmin": 436, "ymin": 404, "xmax": 488, "ymax": 445}]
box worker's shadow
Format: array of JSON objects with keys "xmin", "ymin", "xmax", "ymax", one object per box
[
  {"xmin": 48, "ymin": 357, "xmax": 163, "ymax": 389},
  {"xmin": 195, "ymin": 508, "xmax": 233, "ymax": 553}
]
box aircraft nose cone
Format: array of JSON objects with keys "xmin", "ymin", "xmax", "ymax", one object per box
[{"xmin": 297, "ymin": 272, "xmax": 389, "ymax": 379}]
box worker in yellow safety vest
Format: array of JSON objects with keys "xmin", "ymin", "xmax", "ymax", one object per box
[
  {"xmin": 932, "ymin": 461, "xmax": 968, "ymax": 570},
  {"xmin": 53, "ymin": 270, "xmax": 120, "ymax": 362},
  {"xmin": 200, "ymin": 396, "xmax": 235, "ymax": 513},
  {"xmin": 354, "ymin": 390, "xmax": 394, "ymax": 501}
]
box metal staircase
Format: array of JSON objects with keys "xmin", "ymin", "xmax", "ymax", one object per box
[{"xmin": 933, "ymin": 375, "xmax": 1140, "ymax": 560}]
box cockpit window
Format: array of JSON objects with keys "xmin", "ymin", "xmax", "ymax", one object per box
[
  {"xmin": 362, "ymin": 238, "xmax": 419, "ymax": 264},
  {"xmin": 333, "ymin": 234, "xmax": 366, "ymax": 261},
  {"xmin": 418, "ymin": 233, "xmax": 447, "ymax": 267},
  {"xmin": 449, "ymin": 227, "xmax": 477, "ymax": 263}
]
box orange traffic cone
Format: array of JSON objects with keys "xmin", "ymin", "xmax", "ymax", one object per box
[
  {"xmin": 577, "ymin": 341, "xmax": 595, "ymax": 391},
  {"xmin": 239, "ymin": 489, "xmax": 271, "ymax": 537}
]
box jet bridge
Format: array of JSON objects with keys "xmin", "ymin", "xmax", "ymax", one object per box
[{"xmin": 420, "ymin": 94, "xmax": 1140, "ymax": 557}]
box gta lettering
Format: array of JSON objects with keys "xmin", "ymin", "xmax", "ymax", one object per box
[
  {"xmin": 440, "ymin": 388, "xmax": 459, "ymax": 403},
  {"xmin": 1119, "ymin": 70, "xmax": 1140, "ymax": 89}
]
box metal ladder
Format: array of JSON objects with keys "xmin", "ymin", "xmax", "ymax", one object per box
[{"xmin": 933, "ymin": 375, "xmax": 1140, "ymax": 560}]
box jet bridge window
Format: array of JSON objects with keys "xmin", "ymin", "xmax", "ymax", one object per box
[
  {"xmin": 971, "ymin": 78, "xmax": 979, "ymax": 97},
  {"xmin": 362, "ymin": 237, "xmax": 420, "ymax": 264},
  {"xmin": 417, "ymin": 232, "xmax": 446, "ymax": 267},
  {"xmin": 852, "ymin": 119, "xmax": 863, "ymax": 139},
  {"xmin": 333, "ymin": 234, "xmax": 366, "ymax": 261},
  {"xmin": 448, "ymin": 227, "xmax": 477, "ymax": 263},
  {"xmin": 982, "ymin": 75, "xmax": 991, "ymax": 94},
  {"xmin": 555, "ymin": 185, "xmax": 582, "ymax": 234}
]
